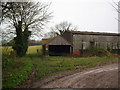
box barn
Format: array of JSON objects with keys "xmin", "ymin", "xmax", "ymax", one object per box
[
  {"xmin": 42, "ymin": 31, "xmax": 120, "ymax": 56},
  {"xmin": 42, "ymin": 35, "xmax": 73, "ymax": 56}
]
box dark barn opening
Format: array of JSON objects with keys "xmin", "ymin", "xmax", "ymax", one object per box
[{"xmin": 49, "ymin": 45, "xmax": 71, "ymax": 56}]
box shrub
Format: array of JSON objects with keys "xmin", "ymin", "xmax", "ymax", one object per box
[
  {"xmin": 2, "ymin": 56, "xmax": 15, "ymax": 69},
  {"xmin": 95, "ymin": 48, "xmax": 111, "ymax": 57},
  {"xmin": 82, "ymin": 48, "xmax": 111, "ymax": 57},
  {"xmin": 3, "ymin": 63, "xmax": 33, "ymax": 88}
]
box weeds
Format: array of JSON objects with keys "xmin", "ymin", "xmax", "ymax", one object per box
[
  {"xmin": 34, "ymin": 56, "xmax": 118, "ymax": 80},
  {"xmin": 2, "ymin": 45, "xmax": 119, "ymax": 88},
  {"xmin": 3, "ymin": 60, "xmax": 33, "ymax": 88}
]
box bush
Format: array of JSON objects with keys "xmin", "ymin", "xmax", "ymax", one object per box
[
  {"xmin": 111, "ymin": 49, "xmax": 120, "ymax": 55},
  {"xmin": 2, "ymin": 56, "xmax": 15, "ymax": 69},
  {"xmin": 82, "ymin": 48, "xmax": 111, "ymax": 57},
  {"xmin": 3, "ymin": 63, "xmax": 33, "ymax": 88},
  {"xmin": 95, "ymin": 48, "xmax": 111, "ymax": 57}
]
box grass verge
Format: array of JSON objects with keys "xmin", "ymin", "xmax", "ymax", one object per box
[
  {"xmin": 34, "ymin": 56, "xmax": 118, "ymax": 79},
  {"xmin": 3, "ymin": 58, "xmax": 33, "ymax": 88},
  {"xmin": 3, "ymin": 55, "xmax": 118, "ymax": 88}
]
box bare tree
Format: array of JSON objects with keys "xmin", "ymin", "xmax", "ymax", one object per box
[
  {"xmin": 51, "ymin": 21, "xmax": 78, "ymax": 35},
  {"xmin": 110, "ymin": 1, "xmax": 120, "ymax": 33},
  {"xmin": 107, "ymin": 1, "xmax": 120, "ymax": 21},
  {"xmin": 43, "ymin": 31, "xmax": 57, "ymax": 38},
  {"xmin": 1, "ymin": 1, "xmax": 52, "ymax": 56}
]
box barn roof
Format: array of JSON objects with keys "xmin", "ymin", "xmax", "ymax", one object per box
[
  {"xmin": 47, "ymin": 35, "xmax": 72, "ymax": 45},
  {"xmin": 65, "ymin": 31, "xmax": 120, "ymax": 36},
  {"xmin": 41, "ymin": 38, "xmax": 53, "ymax": 44},
  {"xmin": 42, "ymin": 35, "xmax": 72, "ymax": 45}
]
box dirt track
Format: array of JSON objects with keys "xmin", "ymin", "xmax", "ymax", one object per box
[{"xmin": 32, "ymin": 64, "xmax": 118, "ymax": 88}]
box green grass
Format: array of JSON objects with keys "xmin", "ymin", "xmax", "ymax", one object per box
[
  {"xmin": 2, "ymin": 45, "xmax": 41, "ymax": 88},
  {"xmin": 3, "ymin": 58, "xmax": 33, "ymax": 88},
  {"xmin": 1, "ymin": 45, "xmax": 42, "ymax": 55},
  {"xmin": 34, "ymin": 56, "xmax": 118, "ymax": 79},
  {"xmin": 27, "ymin": 45, "xmax": 42, "ymax": 55},
  {"xmin": 1, "ymin": 46, "xmax": 12, "ymax": 55},
  {"xmin": 2, "ymin": 45, "xmax": 119, "ymax": 88}
]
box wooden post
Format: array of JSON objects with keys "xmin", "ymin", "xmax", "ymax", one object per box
[
  {"xmin": 42, "ymin": 44, "xmax": 46, "ymax": 55},
  {"xmin": 69, "ymin": 46, "xmax": 73, "ymax": 55}
]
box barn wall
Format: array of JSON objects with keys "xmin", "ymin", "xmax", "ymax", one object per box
[
  {"xmin": 62, "ymin": 32, "xmax": 73, "ymax": 44},
  {"xmin": 73, "ymin": 34, "xmax": 120, "ymax": 50}
]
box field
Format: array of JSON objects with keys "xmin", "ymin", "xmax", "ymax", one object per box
[
  {"xmin": 2, "ymin": 45, "xmax": 119, "ymax": 88},
  {"xmin": 1, "ymin": 45, "xmax": 42, "ymax": 55},
  {"xmin": 27, "ymin": 45, "xmax": 42, "ymax": 55}
]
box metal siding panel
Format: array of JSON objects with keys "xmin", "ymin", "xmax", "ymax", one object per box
[{"xmin": 73, "ymin": 34, "xmax": 119, "ymax": 50}]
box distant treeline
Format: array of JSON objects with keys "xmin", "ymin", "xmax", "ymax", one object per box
[
  {"xmin": 2, "ymin": 39, "xmax": 42, "ymax": 46},
  {"xmin": 28, "ymin": 40, "xmax": 42, "ymax": 46}
]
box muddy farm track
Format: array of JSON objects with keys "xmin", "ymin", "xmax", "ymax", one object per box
[{"xmin": 30, "ymin": 64, "xmax": 118, "ymax": 88}]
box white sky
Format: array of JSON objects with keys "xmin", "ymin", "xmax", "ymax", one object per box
[
  {"xmin": 1, "ymin": 0, "xmax": 119, "ymax": 41},
  {"xmin": 39, "ymin": 0, "xmax": 119, "ymax": 33}
]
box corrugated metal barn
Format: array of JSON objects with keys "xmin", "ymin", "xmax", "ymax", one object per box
[{"xmin": 42, "ymin": 31, "xmax": 120, "ymax": 56}]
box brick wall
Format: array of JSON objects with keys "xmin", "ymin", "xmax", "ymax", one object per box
[{"xmin": 73, "ymin": 49, "xmax": 80, "ymax": 56}]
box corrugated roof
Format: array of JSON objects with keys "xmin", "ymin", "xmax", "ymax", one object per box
[
  {"xmin": 66, "ymin": 31, "xmax": 120, "ymax": 36},
  {"xmin": 47, "ymin": 35, "xmax": 72, "ymax": 45},
  {"xmin": 42, "ymin": 35, "xmax": 62, "ymax": 45},
  {"xmin": 42, "ymin": 38, "xmax": 53, "ymax": 44},
  {"xmin": 42, "ymin": 35, "xmax": 72, "ymax": 45}
]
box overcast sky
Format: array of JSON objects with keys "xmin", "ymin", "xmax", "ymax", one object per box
[
  {"xmin": 39, "ymin": 0, "xmax": 119, "ymax": 34},
  {"xmin": 1, "ymin": 0, "xmax": 119, "ymax": 41}
]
